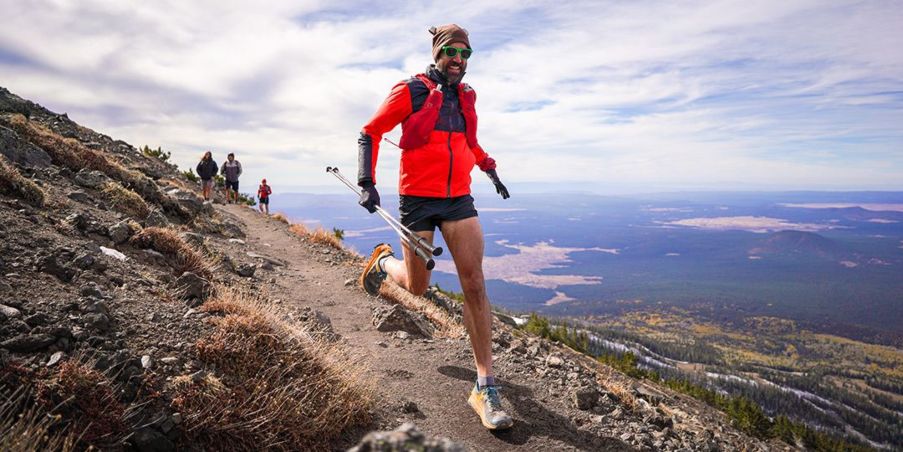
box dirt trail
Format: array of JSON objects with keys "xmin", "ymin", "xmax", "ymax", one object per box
[{"xmin": 220, "ymin": 204, "xmax": 628, "ymax": 451}]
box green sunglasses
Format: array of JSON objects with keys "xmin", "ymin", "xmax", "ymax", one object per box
[{"xmin": 441, "ymin": 46, "xmax": 473, "ymax": 59}]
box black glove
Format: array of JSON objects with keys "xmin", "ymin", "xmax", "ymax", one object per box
[
  {"xmin": 486, "ymin": 169, "xmax": 510, "ymax": 199},
  {"xmin": 358, "ymin": 182, "xmax": 380, "ymax": 213}
]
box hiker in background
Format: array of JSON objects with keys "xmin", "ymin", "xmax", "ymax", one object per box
[
  {"xmin": 220, "ymin": 152, "xmax": 242, "ymax": 204},
  {"xmin": 257, "ymin": 178, "xmax": 272, "ymax": 215},
  {"xmin": 196, "ymin": 151, "xmax": 217, "ymax": 201},
  {"xmin": 356, "ymin": 24, "xmax": 512, "ymax": 430}
]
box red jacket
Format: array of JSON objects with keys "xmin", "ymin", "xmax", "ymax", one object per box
[{"xmin": 358, "ymin": 67, "xmax": 496, "ymax": 198}]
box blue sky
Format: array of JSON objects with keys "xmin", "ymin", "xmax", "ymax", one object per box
[{"xmin": 1, "ymin": 0, "xmax": 901, "ymax": 194}]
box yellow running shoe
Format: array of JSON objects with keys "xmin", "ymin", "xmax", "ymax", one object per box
[
  {"xmin": 360, "ymin": 243, "xmax": 393, "ymax": 296},
  {"xmin": 468, "ymin": 384, "xmax": 514, "ymax": 430}
]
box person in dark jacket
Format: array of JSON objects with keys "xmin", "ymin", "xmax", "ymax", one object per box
[
  {"xmin": 196, "ymin": 151, "xmax": 217, "ymax": 201},
  {"xmin": 220, "ymin": 152, "xmax": 243, "ymax": 204},
  {"xmin": 357, "ymin": 24, "xmax": 512, "ymax": 431}
]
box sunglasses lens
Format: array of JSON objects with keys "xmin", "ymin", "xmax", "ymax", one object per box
[{"xmin": 443, "ymin": 47, "xmax": 472, "ymax": 59}]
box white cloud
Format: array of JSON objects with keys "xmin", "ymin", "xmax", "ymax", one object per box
[{"xmin": 664, "ymin": 216, "xmax": 834, "ymax": 233}]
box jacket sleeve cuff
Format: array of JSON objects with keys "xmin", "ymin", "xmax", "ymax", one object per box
[{"xmin": 477, "ymin": 156, "xmax": 497, "ymax": 172}]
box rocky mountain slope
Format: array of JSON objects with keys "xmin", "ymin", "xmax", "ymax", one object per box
[{"xmin": 0, "ymin": 86, "xmax": 794, "ymax": 451}]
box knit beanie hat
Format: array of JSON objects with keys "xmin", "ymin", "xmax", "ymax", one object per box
[{"xmin": 430, "ymin": 24, "xmax": 470, "ymax": 61}]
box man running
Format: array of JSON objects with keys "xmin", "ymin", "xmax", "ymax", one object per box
[
  {"xmin": 220, "ymin": 152, "xmax": 242, "ymax": 204},
  {"xmin": 357, "ymin": 24, "xmax": 512, "ymax": 430},
  {"xmin": 257, "ymin": 178, "xmax": 272, "ymax": 215}
]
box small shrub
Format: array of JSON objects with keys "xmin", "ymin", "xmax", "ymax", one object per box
[
  {"xmin": 332, "ymin": 227, "xmax": 345, "ymax": 240},
  {"xmin": 0, "ymin": 155, "xmax": 44, "ymax": 206},
  {"xmin": 34, "ymin": 360, "xmax": 127, "ymax": 447},
  {"xmin": 0, "ymin": 388, "xmax": 77, "ymax": 452},
  {"xmin": 237, "ymin": 192, "xmax": 256, "ymax": 206},
  {"xmin": 288, "ymin": 223, "xmax": 308, "ymax": 235},
  {"xmin": 272, "ymin": 212, "xmax": 290, "ymax": 224},
  {"xmin": 182, "ymin": 168, "xmax": 199, "ymax": 183},
  {"xmin": 102, "ymin": 181, "xmax": 151, "ymax": 218},
  {"xmin": 309, "ymin": 227, "xmax": 342, "ymax": 249},
  {"xmin": 130, "ymin": 227, "xmax": 212, "ymax": 277},
  {"xmin": 175, "ymin": 288, "xmax": 373, "ymax": 450},
  {"xmin": 141, "ymin": 145, "xmax": 170, "ymax": 162}
]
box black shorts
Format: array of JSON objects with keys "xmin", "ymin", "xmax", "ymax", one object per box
[
  {"xmin": 259, "ymin": 197, "xmax": 269, "ymax": 205},
  {"xmin": 399, "ymin": 194, "xmax": 478, "ymax": 232},
  {"xmin": 225, "ymin": 180, "xmax": 239, "ymax": 191}
]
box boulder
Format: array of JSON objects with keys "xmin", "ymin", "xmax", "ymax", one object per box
[
  {"xmin": 173, "ymin": 272, "xmax": 208, "ymax": 302},
  {"xmin": 144, "ymin": 209, "xmax": 168, "ymax": 228},
  {"xmin": 348, "ymin": 423, "xmax": 464, "ymax": 452},
  {"xmin": 67, "ymin": 191, "xmax": 93, "ymax": 204},
  {"xmin": 1, "ymin": 333, "xmax": 57, "ymax": 352},
  {"xmin": 179, "ymin": 232, "xmax": 205, "ymax": 248},
  {"xmin": 372, "ymin": 305, "xmax": 434, "ymax": 338},
  {"xmin": 546, "ymin": 355, "xmax": 564, "ymax": 368},
  {"xmin": 65, "ymin": 212, "xmax": 89, "ymax": 230},
  {"xmin": 236, "ymin": 263, "xmax": 256, "ymax": 278},
  {"xmin": 0, "ymin": 304, "xmax": 22, "ymax": 319},
  {"xmin": 573, "ymin": 387, "xmax": 599, "ymax": 410},
  {"xmin": 108, "ymin": 220, "xmax": 133, "ymax": 244},
  {"xmin": 73, "ymin": 169, "xmax": 109, "ymax": 188},
  {"xmin": 40, "ymin": 252, "xmax": 76, "ymax": 282},
  {"xmin": 84, "ymin": 313, "xmax": 111, "ymax": 332},
  {"xmin": 0, "ymin": 125, "xmax": 51, "ymax": 167}
]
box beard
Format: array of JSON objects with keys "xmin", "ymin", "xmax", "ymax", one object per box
[{"xmin": 441, "ymin": 62, "xmax": 466, "ymax": 84}]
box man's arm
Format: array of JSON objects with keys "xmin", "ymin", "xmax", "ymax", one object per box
[
  {"xmin": 358, "ymin": 81, "xmax": 414, "ymax": 187},
  {"xmin": 237, "ymin": 161, "xmax": 243, "ymax": 178}
]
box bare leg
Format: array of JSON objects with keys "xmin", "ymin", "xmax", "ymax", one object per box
[
  {"xmin": 439, "ymin": 217, "xmax": 493, "ymax": 379},
  {"xmin": 382, "ymin": 230, "xmax": 434, "ymax": 296}
]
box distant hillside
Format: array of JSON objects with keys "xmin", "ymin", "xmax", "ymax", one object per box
[{"xmin": 748, "ymin": 230, "xmax": 843, "ymax": 260}]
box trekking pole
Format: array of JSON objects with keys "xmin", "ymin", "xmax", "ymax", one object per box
[
  {"xmin": 325, "ymin": 167, "xmax": 443, "ymax": 268},
  {"xmin": 326, "ymin": 166, "xmax": 441, "ymax": 257},
  {"xmin": 325, "ymin": 167, "xmax": 442, "ymax": 257}
]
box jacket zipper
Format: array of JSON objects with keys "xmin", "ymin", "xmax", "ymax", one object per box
[{"xmin": 446, "ymin": 131, "xmax": 453, "ymax": 198}]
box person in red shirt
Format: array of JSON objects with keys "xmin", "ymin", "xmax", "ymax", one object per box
[
  {"xmin": 257, "ymin": 179, "xmax": 272, "ymax": 215},
  {"xmin": 357, "ymin": 24, "xmax": 512, "ymax": 430}
]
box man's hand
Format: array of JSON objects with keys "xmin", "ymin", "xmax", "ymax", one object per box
[
  {"xmin": 486, "ymin": 169, "xmax": 510, "ymax": 199},
  {"xmin": 359, "ymin": 182, "xmax": 380, "ymax": 213}
]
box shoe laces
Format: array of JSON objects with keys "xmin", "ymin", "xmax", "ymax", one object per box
[{"xmin": 483, "ymin": 385, "xmax": 503, "ymax": 411}]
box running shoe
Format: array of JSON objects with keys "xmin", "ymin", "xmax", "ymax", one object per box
[
  {"xmin": 468, "ymin": 384, "xmax": 514, "ymax": 430},
  {"xmin": 360, "ymin": 243, "xmax": 393, "ymax": 296}
]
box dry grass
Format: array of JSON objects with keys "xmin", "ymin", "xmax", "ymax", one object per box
[
  {"xmin": 130, "ymin": 226, "xmax": 213, "ymax": 277},
  {"xmin": 309, "ymin": 227, "xmax": 343, "ymax": 249},
  {"xmin": 102, "ymin": 181, "xmax": 151, "ymax": 218},
  {"xmin": 0, "ymin": 387, "xmax": 77, "ymax": 452},
  {"xmin": 174, "ymin": 288, "xmax": 373, "ymax": 450},
  {"xmin": 287, "ymin": 222, "xmax": 308, "ymax": 235},
  {"xmin": 272, "ymin": 212, "xmax": 290, "ymax": 224},
  {"xmin": 0, "ymin": 113, "xmax": 163, "ymax": 204},
  {"xmin": 33, "ymin": 360, "xmax": 127, "ymax": 446},
  {"xmin": 596, "ymin": 365, "xmax": 637, "ymax": 409},
  {"xmin": 0, "ymin": 155, "xmax": 44, "ymax": 206},
  {"xmin": 379, "ymin": 279, "xmax": 465, "ymax": 338}
]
